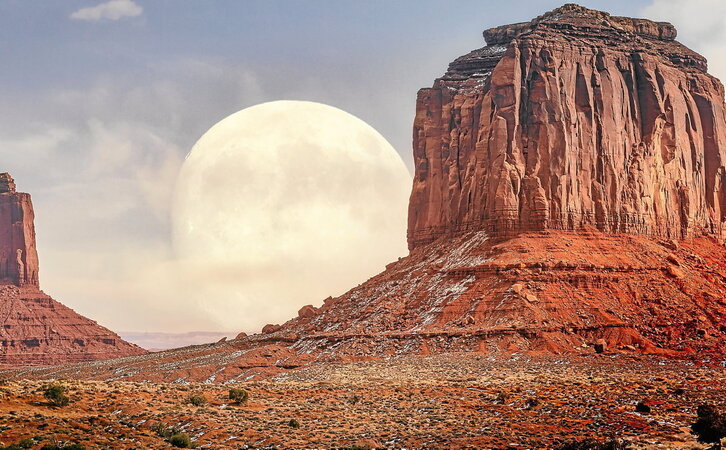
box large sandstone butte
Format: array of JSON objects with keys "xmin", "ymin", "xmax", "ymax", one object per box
[
  {"xmin": 3, "ymin": 5, "xmax": 724, "ymax": 383},
  {"xmin": 408, "ymin": 3, "xmax": 726, "ymax": 248},
  {"xmin": 0, "ymin": 173, "xmax": 145, "ymax": 366}
]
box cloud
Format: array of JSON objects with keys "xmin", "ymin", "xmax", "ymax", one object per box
[
  {"xmin": 70, "ymin": 0, "xmax": 142, "ymax": 22},
  {"xmin": 0, "ymin": 58, "xmax": 266, "ymax": 334},
  {"xmin": 0, "ymin": 57, "xmax": 413, "ymax": 337},
  {"xmin": 641, "ymin": 0, "xmax": 726, "ymax": 82}
]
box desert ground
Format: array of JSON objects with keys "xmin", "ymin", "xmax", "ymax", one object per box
[{"xmin": 0, "ymin": 354, "xmax": 723, "ymax": 449}]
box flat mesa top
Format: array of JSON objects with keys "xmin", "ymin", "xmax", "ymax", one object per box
[
  {"xmin": 483, "ymin": 3, "xmax": 677, "ymax": 46},
  {"xmin": 0, "ymin": 173, "xmax": 16, "ymax": 194}
]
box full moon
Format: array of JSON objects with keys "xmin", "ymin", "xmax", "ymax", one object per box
[{"xmin": 172, "ymin": 100, "xmax": 411, "ymax": 330}]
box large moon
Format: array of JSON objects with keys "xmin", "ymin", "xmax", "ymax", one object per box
[{"xmin": 172, "ymin": 100, "xmax": 412, "ymax": 331}]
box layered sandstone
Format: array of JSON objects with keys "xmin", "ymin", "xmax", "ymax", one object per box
[
  {"xmin": 8, "ymin": 230, "xmax": 725, "ymax": 382},
  {"xmin": 0, "ymin": 173, "xmax": 39, "ymax": 286},
  {"xmin": 408, "ymin": 4, "xmax": 726, "ymax": 248},
  {"xmin": 0, "ymin": 173, "xmax": 145, "ymax": 366}
]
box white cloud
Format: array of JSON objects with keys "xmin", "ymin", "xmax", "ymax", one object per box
[
  {"xmin": 0, "ymin": 59, "xmax": 265, "ymax": 334},
  {"xmin": 70, "ymin": 0, "xmax": 142, "ymax": 22},
  {"xmin": 0, "ymin": 54, "xmax": 419, "ymax": 337},
  {"xmin": 641, "ymin": 0, "xmax": 726, "ymax": 82}
]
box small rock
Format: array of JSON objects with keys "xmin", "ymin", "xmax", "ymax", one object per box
[
  {"xmin": 262, "ymin": 324, "xmax": 282, "ymax": 334},
  {"xmin": 593, "ymin": 339, "xmax": 607, "ymax": 354},
  {"xmin": 298, "ymin": 305, "xmax": 317, "ymax": 319},
  {"xmin": 665, "ymin": 265, "xmax": 684, "ymax": 279}
]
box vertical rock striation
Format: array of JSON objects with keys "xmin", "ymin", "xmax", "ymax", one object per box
[
  {"xmin": 0, "ymin": 173, "xmax": 145, "ymax": 366},
  {"xmin": 408, "ymin": 4, "xmax": 726, "ymax": 249},
  {"xmin": 0, "ymin": 173, "xmax": 39, "ymax": 286}
]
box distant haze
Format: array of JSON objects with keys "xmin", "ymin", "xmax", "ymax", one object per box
[
  {"xmin": 0, "ymin": 0, "xmax": 721, "ymax": 335},
  {"xmin": 120, "ymin": 331, "xmax": 231, "ymax": 351}
]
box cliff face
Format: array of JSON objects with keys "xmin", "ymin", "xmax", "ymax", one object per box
[
  {"xmin": 0, "ymin": 173, "xmax": 39, "ymax": 286},
  {"xmin": 408, "ymin": 4, "xmax": 726, "ymax": 249},
  {"xmin": 0, "ymin": 173, "xmax": 145, "ymax": 366}
]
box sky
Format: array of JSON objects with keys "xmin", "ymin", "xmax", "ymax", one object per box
[{"xmin": 0, "ymin": 0, "xmax": 723, "ymax": 341}]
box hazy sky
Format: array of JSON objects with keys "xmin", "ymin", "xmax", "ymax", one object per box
[{"xmin": 0, "ymin": 0, "xmax": 723, "ymax": 337}]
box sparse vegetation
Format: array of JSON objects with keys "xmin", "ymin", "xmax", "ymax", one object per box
[
  {"xmin": 691, "ymin": 404, "xmax": 726, "ymax": 444},
  {"xmin": 168, "ymin": 433, "xmax": 195, "ymax": 448},
  {"xmin": 0, "ymin": 438, "xmax": 35, "ymax": 450},
  {"xmin": 151, "ymin": 422, "xmax": 197, "ymax": 448},
  {"xmin": 287, "ymin": 418, "xmax": 300, "ymax": 429},
  {"xmin": 186, "ymin": 393, "xmax": 207, "ymax": 406},
  {"xmin": 228, "ymin": 388, "xmax": 249, "ymax": 404},
  {"xmin": 556, "ymin": 438, "xmax": 629, "ymax": 449},
  {"xmin": 635, "ymin": 402, "xmax": 650, "ymax": 413},
  {"xmin": 42, "ymin": 384, "xmax": 69, "ymax": 407},
  {"xmin": 39, "ymin": 443, "xmax": 85, "ymax": 450}
]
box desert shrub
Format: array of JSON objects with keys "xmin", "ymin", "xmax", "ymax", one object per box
[
  {"xmin": 635, "ymin": 402, "xmax": 651, "ymax": 413},
  {"xmin": 691, "ymin": 404, "xmax": 726, "ymax": 444},
  {"xmin": 186, "ymin": 394, "xmax": 207, "ymax": 407},
  {"xmin": 151, "ymin": 422, "xmax": 181, "ymax": 439},
  {"xmin": 228, "ymin": 388, "xmax": 249, "ymax": 404},
  {"xmin": 556, "ymin": 438, "xmax": 629, "ymax": 450},
  {"xmin": 40, "ymin": 443, "xmax": 85, "ymax": 450},
  {"xmin": 1, "ymin": 439, "xmax": 35, "ymax": 450},
  {"xmin": 168, "ymin": 433, "xmax": 195, "ymax": 448},
  {"xmin": 287, "ymin": 418, "xmax": 300, "ymax": 429},
  {"xmin": 18, "ymin": 438, "xmax": 34, "ymax": 449},
  {"xmin": 42, "ymin": 384, "xmax": 69, "ymax": 407}
]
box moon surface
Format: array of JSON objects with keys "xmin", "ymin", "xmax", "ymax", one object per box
[{"xmin": 172, "ymin": 100, "xmax": 411, "ymax": 330}]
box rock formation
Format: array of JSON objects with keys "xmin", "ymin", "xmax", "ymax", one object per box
[
  {"xmin": 0, "ymin": 173, "xmax": 145, "ymax": 366},
  {"xmin": 3, "ymin": 5, "xmax": 723, "ymax": 382},
  {"xmin": 407, "ymin": 4, "xmax": 726, "ymax": 248},
  {"xmin": 0, "ymin": 173, "xmax": 39, "ymax": 286}
]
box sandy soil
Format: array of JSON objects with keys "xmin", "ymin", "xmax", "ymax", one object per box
[{"xmin": 0, "ymin": 354, "xmax": 723, "ymax": 449}]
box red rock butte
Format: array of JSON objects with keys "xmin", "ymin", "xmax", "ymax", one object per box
[
  {"xmin": 0, "ymin": 173, "xmax": 145, "ymax": 366},
  {"xmin": 408, "ymin": 3, "xmax": 726, "ymax": 248}
]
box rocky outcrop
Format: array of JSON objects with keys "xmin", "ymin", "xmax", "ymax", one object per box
[
  {"xmin": 0, "ymin": 173, "xmax": 39, "ymax": 286},
  {"xmin": 0, "ymin": 173, "xmax": 145, "ymax": 366},
  {"xmin": 407, "ymin": 4, "xmax": 726, "ymax": 249},
  {"xmin": 8, "ymin": 229, "xmax": 724, "ymax": 382}
]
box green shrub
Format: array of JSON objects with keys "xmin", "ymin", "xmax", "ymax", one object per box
[
  {"xmin": 1, "ymin": 439, "xmax": 35, "ymax": 450},
  {"xmin": 228, "ymin": 388, "xmax": 249, "ymax": 404},
  {"xmin": 186, "ymin": 394, "xmax": 207, "ymax": 407},
  {"xmin": 39, "ymin": 443, "xmax": 85, "ymax": 450},
  {"xmin": 555, "ymin": 439, "xmax": 629, "ymax": 450},
  {"xmin": 287, "ymin": 418, "xmax": 300, "ymax": 429},
  {"xmin": 168, "ymin": 433, "xmax": 195, "ymax": 448},
  {"xmin": 42, "ymin": 384, "xmax": 69, "ymax": 407},
  {"xmin": 691, "ymin": 404, "xmax": 726, "ymax": 444},
  {"xmin": 151, "ymin": 422, "xmax": 181, "ymax": 439}
]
